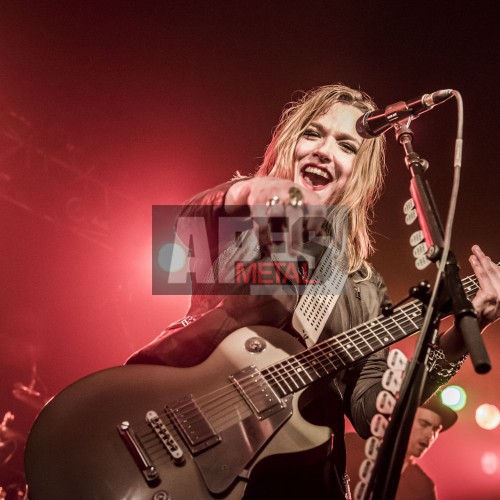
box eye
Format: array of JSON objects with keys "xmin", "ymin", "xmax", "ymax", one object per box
[
  {"xmin": 302, "ymin": 128, "xmax": 320, "ymax": 139},
  {"xmin": 339, "ymin": 142, "xmax": 358, "ymax": 154}
]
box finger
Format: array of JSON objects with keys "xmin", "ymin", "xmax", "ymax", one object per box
[
  {"xmin": 303, "ymin": 203, "xmax": 328, "ymax": 235},
  {"xmin": 469, "ymin": 246, "xmax": 500, "ymax": 325},
  {"xmin": 267, "ymin": 202, "xmax": 286, "ymax": 245},
  {"xmin": 253, "ymin": 216, "xmax": 272, "ymax": 250},
  {"xmin": 472, "ymin": 245, "xmax": 500, "ymax": 285},
  {"xmin": 251, "ymin": 204, "xmax": 273, "ymax": 248},
  {"xmin": 470, "ymin": 247, "xmax": 499, "ymax": 292},
  {"xmin": 284, "ymin": 203, "xmax": 305, "ymax": 254}
]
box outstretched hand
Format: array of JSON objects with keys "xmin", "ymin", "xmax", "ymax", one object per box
[{"xmin": 225, "ymin": 177, "xmax": 327, "ymax": 253}]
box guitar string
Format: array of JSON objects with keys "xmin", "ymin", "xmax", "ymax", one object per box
[
  {"xmin": 264, "ymin": 273, "xmax": 479, "ymax": 393},
  {"xmin": 145, "ymin": 277, "xmax": 473, "ymax": 437},
  {"xmin": 263, "ymin": 303, "xmax": 422, "ymax": 385},
  {"xmin": 140, "ymin": 274, "xmax": 480, "ymax": 434},
  {"xmin": 131, "ymin": 304, "xmax": 421, "ymax": 440},
  {"xmin": 190, "ymin": 273, "xmax": 478, "ymax": 411},
  {"xmin": 133, "ymin": 275, "xmax": 480, "ymax": 447}
]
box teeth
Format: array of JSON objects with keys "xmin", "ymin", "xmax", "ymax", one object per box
[{"xmin": 304, "ymin": 165, "xmax": 331, "ymax": 180}]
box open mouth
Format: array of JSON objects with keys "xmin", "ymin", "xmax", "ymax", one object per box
[{"xmin": 300, "ymin": 165, "xmax": 333, "ymax": 189}]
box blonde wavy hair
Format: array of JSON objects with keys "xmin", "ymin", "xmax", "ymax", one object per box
[{"xmin": 254, "ymin": 84, "xmax": 386, "ymax": 276}]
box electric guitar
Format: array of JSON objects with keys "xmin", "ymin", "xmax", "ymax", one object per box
[{"xmin": 24, "ymin": 272, "xmax": 482, "ymax": 499}]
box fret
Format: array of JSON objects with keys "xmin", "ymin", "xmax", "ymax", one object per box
[
  {"xmin": 313, "ymin": 344, "xmax": 342, "ymax": 371},
  {"xmin": 333, "ymin": 336, "xmax": 355, "ymax": 362},
  {"xmin": 394, "ymin": 316, "xmax": 416, "ymax": 336},
  {"xmin": 301, "ymin": 351, "xmax": 330, "ymax": 378},
  {"xmin": 265, "ymin": 365, "xmax": 293, "ymax": 395},
  {"xmin": 356, "ymin": 326, "xmax": 376, "ymax": 352},
  {"xmin": 387, "ymin": 314, "xmax": 407, "ymax": 338},
  {"xmin": 302, "ymin": 361, "xmax": 323, "ymax": 381},
  {"xmin": 402, "ymin": 308, "xmax": 420, "ymax": 330},
  {"xmin": 367, "ymin": 320, "xmax": 387, "ymax": 347},
  {"xmin": 259, "ymin": 268, "xmax": 492, "ymax": 398},
  {"xmin": 353, "ymin": 339, "xmax": 373, "ymax": 359},
  {"xmin": 345, "ymin": 329, "xmax": 365, "ymax": 356},
  {"xmin": 282, "ymin": 360, "xmax": 304, "ymax": 391},
  {"xmin": 292, "ymin": 354, "xmax": 317, "ymax": 380},
  {"xmin": 401, "ymin": 306, "xmax": 422, "ymax": 333},
  {"xmin": 377, "ymin": 319, "xmax": 396, "ymax": 343},
  {"xmin": 463, "ymin": 278, "xmax": 478, "ymax": 296},
  {"xmin": 322, "ymin": 341, "xmax": 346, "ymax": 367},
  {"xmin": 283, "ymin": 359, "xmax": 305, "ymax": 389}
]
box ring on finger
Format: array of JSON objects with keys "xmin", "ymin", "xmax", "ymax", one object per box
[
  {"xmin": 266, "ymin": 195, "xmax": 280, "ymax": 207},
  {"xmin": 288, "ymin": 187, "xmax": 304, "ymax": 207}
]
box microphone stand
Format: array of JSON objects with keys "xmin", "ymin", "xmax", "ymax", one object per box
[{"xmin": 366, "ymin": 120, "xmax": 491, "ymax": 500}]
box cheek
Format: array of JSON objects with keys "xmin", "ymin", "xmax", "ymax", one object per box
[
  {"xmin": 294, "ymin": 140, "xmax": 308, "ymax": 159},
  {"xmin": 341, "ymin": 157, "xmax": 356, "ymax": 179}
]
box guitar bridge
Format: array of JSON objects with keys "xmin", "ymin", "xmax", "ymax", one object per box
[
  {"xmin": 146, "ymin": 410, "xmax": 185, "ymax": 465},
  {"xmin": 117, "ymin": 421, "xmax": 160, "ymax": 486}
]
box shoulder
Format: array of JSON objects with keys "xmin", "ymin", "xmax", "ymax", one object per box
[{"xmin": 404, "ymin": 463, "xmax": 436, "ymax": 490}]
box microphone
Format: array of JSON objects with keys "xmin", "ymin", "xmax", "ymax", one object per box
[{"xmin": 356, "ymin": 89, "xmax": 454, "ymax": 138}]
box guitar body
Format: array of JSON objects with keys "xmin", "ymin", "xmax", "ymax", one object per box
[
  {"xmin": 25, "ymin": 270, "xmax": 486, "ymax": 499},
  {"xmin": 25, "ymin": 326, "xmax": 332, "ymax": 500}
]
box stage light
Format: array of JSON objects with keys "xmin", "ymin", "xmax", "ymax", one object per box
[
  {"xmin": 475, "ymin": 404, "xmax": 500, "ymax": 430},
  {"xmin": 440, "ymin": 385, "xmax": 466, "ymax": 411},
  {"xmin": 480, "ymin": 452, "xmax": 498, "ymax": 475}
]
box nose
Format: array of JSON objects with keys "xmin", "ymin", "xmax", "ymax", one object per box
[
  {"xmin": 313, "ymin": 138, "xmax": 334, "ymax": 163},
  {"xmin": 424, "ymin": 428, "xmax": 434, "ymax": 441}
]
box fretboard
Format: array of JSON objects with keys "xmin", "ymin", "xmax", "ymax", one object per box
[{"xmin": 262, "ymin": 272, "xmax": 481, "ymax": 398}]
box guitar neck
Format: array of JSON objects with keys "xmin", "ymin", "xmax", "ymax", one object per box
[{"xmin": 262, "ymin": 272, "xmax": 481, "ymax": 398}]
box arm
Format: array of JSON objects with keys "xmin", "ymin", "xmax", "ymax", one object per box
[
  {"xmin": 177, "ymin": 176, "xmax": 327, "ymax": 269},
  {"xmin": 348, "ymin": 246, "xmax": 499, "ymax": 436},
  {"xmin": 344, "ymin": 270, "xmax": 392, "ymax": 438}
]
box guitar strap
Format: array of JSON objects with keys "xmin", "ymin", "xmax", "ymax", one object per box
[{"xmin": 292, "ymin": 244, "xmax": 348, "ymax": 347}]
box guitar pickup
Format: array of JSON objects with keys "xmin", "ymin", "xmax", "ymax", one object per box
[
  {"xmin": 166, "ymin": 395, "xmax": 220, "ymax": 455},
  {"xmin": 230, "ymin": 365, "xmax": 284, "ymax": 419}
]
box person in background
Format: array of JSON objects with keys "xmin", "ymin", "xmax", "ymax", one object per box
[{"xmin": 345, "ymin": 397, "xmax": 458, "ymax": 499}]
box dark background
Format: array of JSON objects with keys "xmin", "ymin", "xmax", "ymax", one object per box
[{"xmin": 1, "ymin": 2, "xmax": 499, "ymax": 498}]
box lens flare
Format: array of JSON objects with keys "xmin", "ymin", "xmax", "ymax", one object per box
[
  {"xmin": 440, "ymin": 385, "xmax": 466, "ymax": 411},
  {"xmin": 476, "ymin": 404, "xmax": 500, "ymax": 430},
  {"xmin": 158, "ymin": 243, "xmax": 188, "ymax": 273},
  {"xmin": 480, "ymin": 452, "xmax": 499, "ymax": 475}
]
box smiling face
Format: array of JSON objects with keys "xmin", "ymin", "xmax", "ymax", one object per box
[
  {"xmin": 407, "ymin": 408, "xmax": 443, "ymax": 461},
  {"xmin": 293, "ymin": 103, "xmax": 363, "ymax": 204}
]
